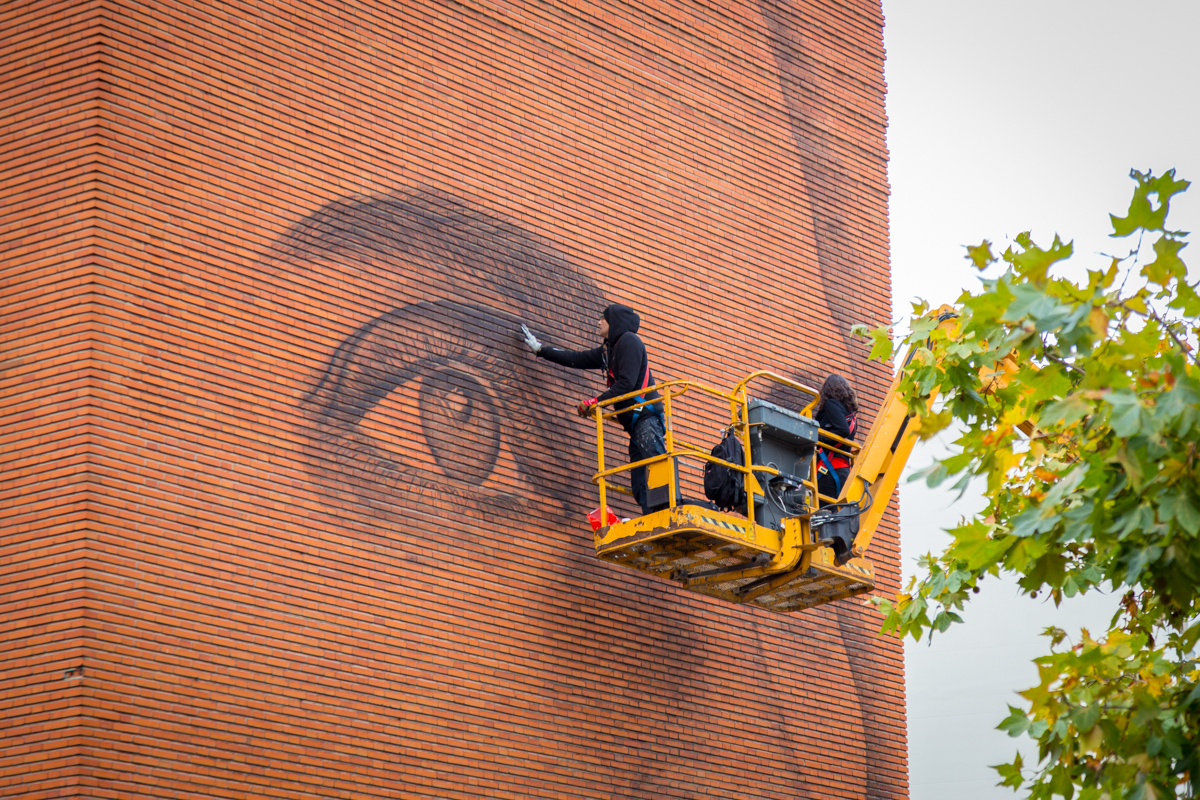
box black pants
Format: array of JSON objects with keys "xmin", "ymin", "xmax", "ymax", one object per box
[{"xmin": 628, "ymin": 413, "xmax": 667, "ymax": 515}]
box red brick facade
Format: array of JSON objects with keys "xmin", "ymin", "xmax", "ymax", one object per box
[{"xmin": 1, "ymin": 0, "xmax": 900, "ymax": 797}]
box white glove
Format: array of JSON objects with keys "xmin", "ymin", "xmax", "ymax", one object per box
[{"xmin": 520, "ymin": 324, "xmax": 543, "ymax": 353}]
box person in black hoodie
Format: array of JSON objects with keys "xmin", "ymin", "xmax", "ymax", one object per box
[
  {"xmin": 814, "ymin": 374, "xmax": 859, "ymax": 503},
  {"xmin": 521, "ymin": 304, "xmax": 666, "ymax": 515}
]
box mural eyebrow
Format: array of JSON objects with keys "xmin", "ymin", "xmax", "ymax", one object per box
[{"xmin": 269, "ymin": 189, "xmax": 604, "ymax": 326}]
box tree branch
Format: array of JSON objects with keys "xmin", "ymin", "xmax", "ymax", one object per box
[
  {"xmin": 1038, "ymin": 341, "xmax": 1087, "ymax": 376},
  {"xmin": 1147, "ymin": 307, "xmax": 1200, "ymax": 367}
]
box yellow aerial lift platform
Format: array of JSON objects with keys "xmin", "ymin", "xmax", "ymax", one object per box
[{"xmin": 587, "ymin": 312, "xmax": 960, "ymax": 613}]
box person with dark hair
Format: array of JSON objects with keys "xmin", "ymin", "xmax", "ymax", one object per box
[
  {"xmin": 814, "ymin": 374, "xmax": 859, "ymax": 502},
  {"xmin": 521, "ymin": 304, "xmax": 666, "ymax": 515}
]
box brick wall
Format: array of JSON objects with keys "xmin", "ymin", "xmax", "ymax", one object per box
[
  {"xmin": 1, "ymin": 1, "xmax": 107, "ymax": 795},
  {"xmin": 1, "ymin": 0, "xmax": 901, "ymax": 797}
]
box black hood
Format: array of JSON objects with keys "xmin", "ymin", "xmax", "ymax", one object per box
[{"xmin": 603, "ymin": 303, "xmax": 640, "ymax": 343}]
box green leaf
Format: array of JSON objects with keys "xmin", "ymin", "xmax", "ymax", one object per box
[
  {"xmin": 1015, "ymin": 234, "xmax": 1073, "ymax": 283},
  {"xmin": 1073, "ymin": 702, "xmax": 1100, "ymax": 733},
  {"xmin": 1167, "ymin": 280, "xmax": 1200, "ymax": 316},
  {"xmin": 1123, "ymin": 544, "xmax": 1163, "ymax": 584},
  {"xmin": 998, "ymin": 706, "xmax": 1030, "ymax": 737},
  {"xmin": 1157, "ymin": 380, "xmax": 1200, "ymax": 436},
  {"xmin": 1001, "ymin": 282, "xmax": 1074, "ymax": 329},
  {"xmin": 868, "ymin": 326, "xmax": 897, "ymax": 362},
  {"xmin": 1040, "ymin": 394, "xmax": 1091, "ymax": 428},
  {"xmin": 994, "ymin": 753, "xmax": 1025, "ymax": 789},
  {"xmin": 1141, "ymin": 235, "xmax": 1188, "ymax": 285},
  {"xmin": 854, "ymin": 324, "xmax": 895, "ymax": 362},
  {"xmin": 1112, "ymin": 169, "xmax": 1168, "ymax": 236},
  {"xmin": 933, "ymin": 610, "xmax": 961, "ymax": 632},
  {"xmin": 1160, "ymin": 490, "xmax": 1200, "ymax": 536},
  {"xmin": 1179, "ymin": 620, "xmax": 1200, "ymax": 653},
  {"xmin": 1125, "ymin": 292, "xmax": 1150, "ymax": 315},
  {"xmin": 909, "ymin": 461, "xmax": 949, "ymax": 488},
  {"xmin": 949, "ymin": 525, "xmax": 1016, "ymax": 571},
  {"xmin": 1112, "ymin": 168, "xmax": 1191, "ymax": 237},
  {"xmin": 1152, "ymin": 167, "xmax": 1191, "ymax": 209},
  {"xmin": 1088, "ymin": 259, "xmax": 1120, "ymax": 291},
  {"xmin": 1039, "ymin": 463, "xmax": 1088, "ymax": 510},
  {"xmin": 1104, "ymin": 389, "xmax": 1144, "ymax": 437},
  {"xmin": 967, "ymin": 239, "xmax": 996, "ymax": 269}
]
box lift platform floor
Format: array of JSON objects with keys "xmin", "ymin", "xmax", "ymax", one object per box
[{"xmin": 594, "ymin": 504, "xmax": 875, "ymax": 612}]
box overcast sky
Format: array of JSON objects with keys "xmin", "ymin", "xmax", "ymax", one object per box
[{"xmin": 883, "ymin": 1, "xmax": 1200, "ymax": 797}]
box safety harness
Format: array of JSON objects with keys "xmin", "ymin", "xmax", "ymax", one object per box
[
  {"xmin": 598, "ymin": 342, "xmax": 660, "ymax": 428},
  {"xmin": 627, "ymin": 357, "xmax": 657, "ymax": 426},
  {"xmin": 817, "ymin": 412, "xmax": 858, "ymax": 494}
]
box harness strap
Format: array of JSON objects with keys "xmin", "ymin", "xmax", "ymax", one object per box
[
  {"xmin": 629, "ymin": 359, "xmax": 656, "ymax": 425},
  {"xmin": 818, "ymin": 449, "xmax": 843, "ymax": 495},
  {"xmin": 820, "ymin": 412, "xmax": 858, "ymax": 469}
]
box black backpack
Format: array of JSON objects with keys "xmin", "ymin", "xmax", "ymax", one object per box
[{"xmin": 704, "ymin": 431, "xmax": 746, "ymax": 512}]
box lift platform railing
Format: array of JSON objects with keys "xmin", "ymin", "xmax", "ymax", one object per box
[{"xmin": 589, "ymin": 371, "xmax": 856, "ymax": 528}]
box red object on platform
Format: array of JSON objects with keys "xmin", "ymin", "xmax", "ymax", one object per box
[{"xmin": 587, "ymin": 507, "xmax": 620, "ymax": 531}]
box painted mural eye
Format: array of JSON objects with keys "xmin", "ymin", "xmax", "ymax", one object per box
[
  {"xmin": 280, "ymin": 189, "xmax": 610, "ymax": 526},
  {"xmin": 418, "ymin": 368, "xmax": 503, "ymax": 485},
  {"xmin": 304, "ymin": 300, "xmax": 561, "ymax": 515}
]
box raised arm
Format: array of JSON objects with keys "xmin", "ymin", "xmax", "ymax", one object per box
[
  {"xmin": 538, "ymin": 344, "xmax": 606, "ymax": 370},
  {"xmin": 520, "ymin": 323, "xmax": 606, "ymax": 370}
]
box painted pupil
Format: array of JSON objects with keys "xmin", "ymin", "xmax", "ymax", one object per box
[{"xmin": 418, "ymin": 368, "xmax": 501, "ymax": 486}]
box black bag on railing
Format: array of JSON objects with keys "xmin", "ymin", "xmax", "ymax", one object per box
[{"xmin": 704, "ymin": 431, "xmax": 746, "ymax": 512}]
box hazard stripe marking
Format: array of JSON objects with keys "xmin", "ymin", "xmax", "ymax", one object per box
[{"xmin": 698, "ymin": 515, "xmax": 751, "ymax": 539}]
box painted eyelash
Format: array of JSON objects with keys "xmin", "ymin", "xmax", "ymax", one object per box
[
  {"xmin": 411, "ymin": 334, "xmax": 523, "ymax": 393},
  {"xmin": 352, "ymin": 444, "xmax": 526, "ymax": 512},
  {"xmin": 466, "ymin": 348, "xmax": 521, "ymax": 388}
]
